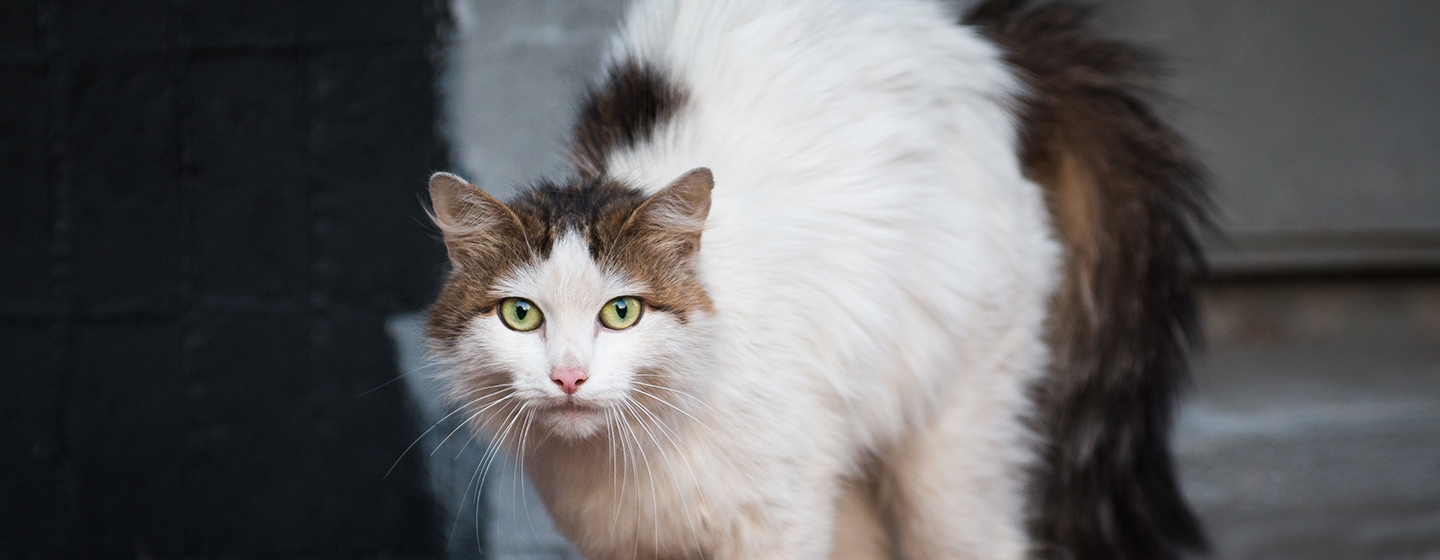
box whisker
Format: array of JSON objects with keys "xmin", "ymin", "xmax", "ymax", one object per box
[
  {"xmin": 609, "ymin": 405, "xmax": 633, "ymax": 539},
  {"xmin": 629, "ymin": 386, "xmax": 721, "ymax": 439},
  {"xmin": 448, "ymin": 399, "xmax": 524, "ymax": 550},
  {"xmin": 385, "ymin": 386, "xmax": 507, "ymax": 479},
  {"xmin": 605, "ymin": 407, "xmax": 620, "ymax": 522},
  {"xmin": 618, "ymin": 405, "xmax": 645, "ymax": 560},
  {"xmin": 517, "ymin": 408, "xmax": 541, "ymax": 538},
  {"xmin": 619, "ymin": 399, "xmax": 662, "ymax": 555},
  {"xmin": 357, "ymin": 353, "xmax": 495, "ymax": 398},
  {"xmin": 625, "ymin": 396, "xmax": 705, "ymax": 553},
  {"xmin": 477, "ymin": 401, "xmax": 530, "ymax": 549},
  {"xmin": 433, "ymin": 393, "xmax": 517, "ymax": 458},
  {"xmin": 454, "ymin": 436, "xmax": 486, "ymax": 553},
  {"xmin": 629, "ymin": 380, "xmax": 743, "ymax": 433}
]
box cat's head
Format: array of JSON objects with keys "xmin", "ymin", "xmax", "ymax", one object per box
[{"xmin": 426, "ymin": 168, "xmax": 715, "ymax": 442}]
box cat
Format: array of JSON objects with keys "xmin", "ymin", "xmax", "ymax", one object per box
[{"xmin": 425, "ymin": 0, "xmax": 1208, "ymax": 559}]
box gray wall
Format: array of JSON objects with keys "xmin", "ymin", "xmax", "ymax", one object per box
[
  {"xmin": 441, "ymin": 0, "xmax": 628, "ymax": 200},
  {"xmin": 1098, "ymin": 0, "xmax": 1440, "ymax": 273}
]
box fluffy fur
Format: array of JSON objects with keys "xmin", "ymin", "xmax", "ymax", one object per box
[
  {"xmin": 426, "ymin": 0, "xmax": 1207, "ymax": 559},
  {"xmin": 964, "ymin": 2, "xmax": 1209, "ymax": 557}
]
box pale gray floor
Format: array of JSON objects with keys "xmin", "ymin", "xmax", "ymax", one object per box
[{"xmin": 1177, "ymin": 281, "xmax": 1440, "ymax": 559}]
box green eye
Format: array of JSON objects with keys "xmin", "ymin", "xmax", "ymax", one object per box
[
  {"xmin": 599, "ymin": 296, "xmax": 643, "ymax": 330},
  {"xmin": 499, "ymin": 298, "xmax": 543, "ymax": 331}
]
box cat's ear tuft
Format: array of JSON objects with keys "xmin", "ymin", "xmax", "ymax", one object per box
[
  {"xmin": 622, "ymin": 167, "xmax": 713, "ymax": 259},
  {"xmin": 428, "ymin": 172, "xmax": 524, "ymax": 267}
]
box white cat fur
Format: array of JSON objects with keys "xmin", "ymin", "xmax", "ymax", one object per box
[{"xmin": 445, "ymin": 0, "xmax": 1063, "ymax": 558}]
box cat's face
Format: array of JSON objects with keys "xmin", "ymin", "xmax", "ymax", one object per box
[{"xmin": 426, "ymin": 169, "xmax": 714, "ymax": 441}]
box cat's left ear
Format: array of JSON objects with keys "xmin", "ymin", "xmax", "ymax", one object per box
[{"xmin": 621, "ymin": 167, "xmax": 713, "ymax": 260}]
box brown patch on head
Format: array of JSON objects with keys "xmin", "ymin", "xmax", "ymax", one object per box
[
  {"xmin": 426, "ymin": 172, "xmax": 540, "ymax": 346},
  {"xmin": 426, "ymin": 169, "xmax": 716, "ymax": 347},
  {"xmin": 503, "ymin": 176, "xmax": 648, "ymax": 258},
  {"xmin": 595, "ymin": 168, "xmax": 715, "ymax": 318}
]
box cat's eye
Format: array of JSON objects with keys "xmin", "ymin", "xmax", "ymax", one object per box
[
  {"xmin": 499, "ymin": 298, "xmax": 544, "ymax": 332},
  {"xmin": 598, "ymin": 296, "xmax": 643, "ymax": 330}
]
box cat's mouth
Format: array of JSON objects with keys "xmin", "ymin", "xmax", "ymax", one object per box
[
  {"xmin": 537, "ymin": 398, "xmax": 608, "ymax": 439},
  {"xmin": 546, "ymin": 398, "xmax": 599, "ymax": 413},
  {"xmin": 538, "ymin": 397, "xmax": 609, "ymax": 423}
]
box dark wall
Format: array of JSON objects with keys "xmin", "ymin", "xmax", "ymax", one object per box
[{"xmin": 1, "ymin": 1, "xmax": 450, "ymax": 557}]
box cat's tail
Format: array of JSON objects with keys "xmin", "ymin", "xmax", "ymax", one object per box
[{"xmin": 964, "ymin": 2, "xmax": 1210, "ymax": 559}]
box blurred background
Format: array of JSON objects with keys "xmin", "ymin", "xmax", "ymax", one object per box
[{"xmin": 2, "ymin": 1, "xmax": 1437, "ymax": 559}]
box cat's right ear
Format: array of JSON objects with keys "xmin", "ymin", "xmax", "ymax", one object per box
[{"xmin": 428, "ymin": 172, "xmax": 525, "ymax": 268}]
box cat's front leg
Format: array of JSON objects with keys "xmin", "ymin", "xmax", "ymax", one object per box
[
  {"xmin": 704, "ymin": 459, "xmax": 845, "ymax": 560},
  {"xmin": 878, "ymin": 355, "xmax": 1040, "ymax": 560}
]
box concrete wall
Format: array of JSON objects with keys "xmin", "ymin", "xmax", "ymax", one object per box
[{"xmin": 1097, "ymin": 0, "xmax": 1440, "ymax": 273}]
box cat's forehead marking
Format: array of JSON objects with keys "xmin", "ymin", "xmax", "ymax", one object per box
[
  {"xmin": 506, "ymin": 179, "xmax": 713, "ymax": 320},
  {"xmin": 506, "ymin": 178, "xmax": 649, "ymax": 260},
  {"xmin": 498, "ymin": 231, "xmax": 639, "ymax": 310}
]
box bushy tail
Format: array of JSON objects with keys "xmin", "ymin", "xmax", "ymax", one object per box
[{"xmin": 964, "ymin": 2, "xmax": 1210, "ymax": 559}]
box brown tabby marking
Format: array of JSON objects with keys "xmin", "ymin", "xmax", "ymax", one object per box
[
  {"xmin": 599, "ymin": 168, "xmax": 715, "ymax": 318},
  {"xmin": 427, "ymin": 172, "xmax": 537, "ymax": 347}
]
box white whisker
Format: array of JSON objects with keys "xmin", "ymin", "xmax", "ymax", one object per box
[
  {"xmin": 433, "ymin": 392, "xmax": 517, "ymax": 458},
  {"xmin": 630, "ymin": 380, "xmax": 743, "ymax": 433},
  {"xmin": 619, "ymin": 399, "xmax": 662, "ymax": 555},
  {"xmin": 625, "ymin": 395, "xmax": 705, "ymax": 553},
  {"xmin": 385, "ymin": 385, "xmax": 507, "ymax": 479},
  {"xmin": 448, "ymin": 398, "xmax": 525, "ymax": 549}
]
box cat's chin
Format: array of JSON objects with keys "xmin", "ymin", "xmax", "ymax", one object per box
[{"xmin": 539, "ymin": 401, "xmax": 607, "ymax": 440}]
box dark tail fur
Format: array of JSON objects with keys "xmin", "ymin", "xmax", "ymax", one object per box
[{"xmin": 964, "ymin": 2, "xmax": 1210, "ymax": 559}]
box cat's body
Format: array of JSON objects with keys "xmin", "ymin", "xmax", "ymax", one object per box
[{"xmin": 427, "ymin": 1, "xmax": 1207, "ymax": 559}]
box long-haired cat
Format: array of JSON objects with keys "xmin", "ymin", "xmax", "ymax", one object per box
[{"xmin": 425, "ymin": 0, "xmax": 1208, "ymax": 558}]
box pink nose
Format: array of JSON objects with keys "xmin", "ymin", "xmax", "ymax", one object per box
[{"xmin": 551, "ymin": 368, "xmax": 588, "ymax": 395}]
